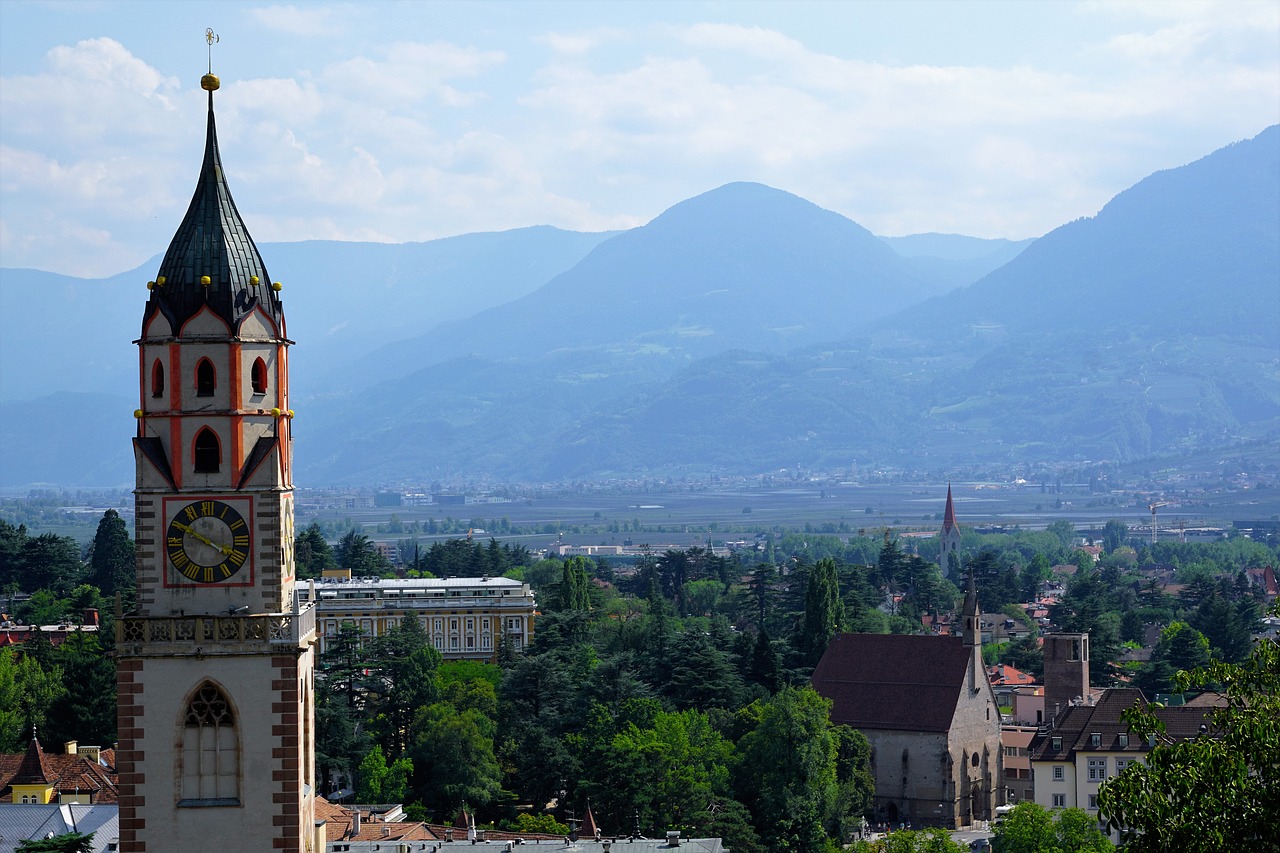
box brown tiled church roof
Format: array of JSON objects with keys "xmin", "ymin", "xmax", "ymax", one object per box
[{"xmin": 811, "ymin": 633, "xmax": 972, "ymax": 732}]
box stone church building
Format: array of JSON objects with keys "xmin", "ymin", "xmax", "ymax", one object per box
[{"xmin": 811, "ymin": 574, "xmax": 1003, "ymax": 828}]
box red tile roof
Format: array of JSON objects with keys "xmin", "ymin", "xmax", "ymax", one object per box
[{"xmin": 0, "ymin": 741, "xmax": 118, "ymax": 803}]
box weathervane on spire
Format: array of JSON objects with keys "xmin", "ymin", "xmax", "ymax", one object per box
[{"xmin": 202, "ymin": 28, "xmax": 221, "ymax": 92}]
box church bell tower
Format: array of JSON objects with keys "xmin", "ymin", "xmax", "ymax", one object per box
[{"xmin": 116, "ymin": 59, "xmax": 318, "ymax": 852}]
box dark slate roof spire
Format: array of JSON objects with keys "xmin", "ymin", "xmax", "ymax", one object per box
[
  {"xmin": 145, "ymin": 72, "xmax": 283, "ymax": 335},
  {"xmin": 943, "ymin": 483, "xmax": 958, "ymax": 532}
]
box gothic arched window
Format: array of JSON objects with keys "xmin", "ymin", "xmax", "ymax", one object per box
[
  {"xmin": 151, "ymin": 360, "xmax": 165, "ymax": 398},
  {"xmin": 251, "ymin": 357, "xmax": 268, "ymax": 395},
  {"xmin": 180, "ymin": 682, "xmax": 239, "ymax": 804},
  {"xmin": 194, "ymin": 428, "xmax": 220, "ymax": 474},
  {"xmin": 196, "ymin": 358, "xmax": 216, "ymax": 397}
]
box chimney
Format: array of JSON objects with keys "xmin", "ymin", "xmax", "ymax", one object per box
[
  {"xmin": 667, "ymin": 830, "xmax": 681, "ymax": 847},
  {"xmin": 383, "ymin": 824, "xmax": 392, "ymax": 837},
  {"xmin": 64, "ymin": 741, "xmax": 78, "ymax": 755},
  {"xmin": 83, "ymin": 608, "xmax": 99, "ymax": 626},
  {"xmin": 351, "ymin": 809, "xmax": 361, "ymax": 837}
]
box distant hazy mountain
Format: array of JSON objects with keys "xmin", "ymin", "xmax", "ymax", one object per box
[
  {"xmin": 898, "ymin": 125, "xmax": 1280, "ymax": 343},
  {"xmin": 351, "ymin": 182, "xmax": 936, "ymax": 385},
  {"xmin": 4, "ymin": 127, "xmax": 1275, "ymax": 487},
  {"xmin": 880, "ymin": 233, "xmax": 1035, "ymax": 292},
  {"xmin": 302, "ymin": 128, "xmax": 1280, "ymax": 483}
]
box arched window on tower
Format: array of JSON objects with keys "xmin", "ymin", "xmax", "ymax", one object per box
[
  {"xmin": 151, "ymin": 360, "xmax": 165, "ymax": 398},
  {"xmin": 180, "ymin": 682, "xmax": 239, "ymax": 804},
  {"xmin": 251, "ymin": 357, "xmax": 268, "ymax": 395},
  {"xmin": 194, "ymin": 428, "xmax": 220, "ymax": 474},
  {"xmin": 196, "ymin": 358, "xmax": 216, "ymax": 397}
]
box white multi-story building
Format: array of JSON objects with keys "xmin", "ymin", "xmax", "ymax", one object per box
[{"xmin": 312, "ymin": 576, "xmax": 536, "ymax": 660}]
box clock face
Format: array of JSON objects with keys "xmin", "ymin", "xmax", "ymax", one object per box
[{"xmin": 166, "ymin": 498, "xmax": 252, "ymax": 584}]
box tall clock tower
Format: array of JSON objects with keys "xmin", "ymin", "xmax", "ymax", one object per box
[{"xmin": 116, "ymin": 66, "xmax": 318, "ymax": 852}]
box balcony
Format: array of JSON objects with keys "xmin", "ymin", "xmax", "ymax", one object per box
[{"xmin": 117, "ymin": 600, "xmax": 317, "ymax": 655}]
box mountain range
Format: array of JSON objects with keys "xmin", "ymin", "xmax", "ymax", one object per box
[{"xmin": 1, "ymin": 126, "xmax": 1275, "ymax": 487}]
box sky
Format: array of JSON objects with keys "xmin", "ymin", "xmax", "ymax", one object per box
[{"xmin": 1, "ymin": 1, "xmax": 1277, "ymax": 278}]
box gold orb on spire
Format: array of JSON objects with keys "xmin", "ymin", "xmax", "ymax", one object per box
[{"xmin": 202, "ymin": 73, "xmax": 220, "ymax": 91}]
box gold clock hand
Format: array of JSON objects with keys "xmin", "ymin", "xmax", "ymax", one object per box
[{"xmin": 173, "ymin": 520, "xmax": 230, "ymax": 554}]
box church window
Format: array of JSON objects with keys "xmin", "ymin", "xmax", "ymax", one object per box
[
  {"xmin": 180, "ymin": 682, "xmax": 239, "ymax": 804},
  {"xmin": 972, "ymin": 752, "xmax": 980, "ymax": 767},
  {"xmin": 196, "ymin": 358, "xmax": 216, "ymax": 396},
  {"xmin": 193, "ymin": 428, "xmax": 221, "ymax": 473},
  {"xmin": 251, "ymin": 357, "xmax": 268, "ymax": 394},
  {"xmin": 152, "ymin": 360, "xmax": 165, "ymax": 398}
]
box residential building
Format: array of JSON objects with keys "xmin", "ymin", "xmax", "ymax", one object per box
[
  {"xmin": 312, "ymin": 576, "xmax": 536, "ymax": 659},
  {"xmin": 1000, "ymin": 726, "xmax": 1037, "ymax": 804},
  {"xmin": 812, "ymin": 571, "xmax": 1003, "ymax": 828},
  {"xmin": 1027, "ymin": 688, "xmax": 1214, "ymax": 821}
]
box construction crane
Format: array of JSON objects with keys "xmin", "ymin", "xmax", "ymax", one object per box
[{"xmin": 1149, "ymin": 501, "xmax": 1174, "ymax": 545}]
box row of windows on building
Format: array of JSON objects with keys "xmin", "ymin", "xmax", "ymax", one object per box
[
  {"xmin": 1048, "ymin": 756, "xmax": 1137, "ymax": 784},
  {"xmin": 321, "ymin": 615, "xmax": 527, "ymax": 652},
  {"xmin": 150, "ymin": 357, "xmax": 271, "ymax": 399}
]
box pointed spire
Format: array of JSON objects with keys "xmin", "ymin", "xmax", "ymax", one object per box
[
  {"xmin": 581, "ymin": 801, "xmax": 600, "ymax": 838},
  {"xmin": 146, "ymin": 72, "xmax": 283, "ymax": 335},
  {"xmin": 13, "ymin": 728, "xmax": 51, "ymax": 786},
  {"xmin": 943, "ymin": 483, "xmax": 957, "ymax": 532},
  {"xmin": 962, "ymin": 562, "xmax": 980, "ymax": 647}
]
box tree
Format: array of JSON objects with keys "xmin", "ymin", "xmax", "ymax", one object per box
[
  {"xmin": 992, "ymin": 802, "xmax": 1111, "ymax": 853},
  {"xmin": 1102, "ymin": 520, "xmax": 1128, "ymax": 554},
  {"xmin": 1135, "ymin": 622, "xmax": 1211, "ymax": 698},
  {"xmin": 851, "ymin": 829, "xmax": 965, "ymax": 853},
  {"xmin": 335, "ymin": 530, "xmax": 390, "ymax": 575},
  {"xmin": 409, "ymin": 702, "xmax": 502, "ymax": 816},
  {"xmin": 1098, "ymin": 606, "xmax": 1280, "ymax": 851},
  {"xmin": 734, "ymin": 687, "xmax": 844, "ymax": 851},
  {"xmin": 15, "ymin": 833, "xmax": 95, "ymax": 853},
  {"xmin": 87, "ymin": 509, "xmax": 133, "ymax": 601},
  {"xmin": 295, "ymin": 522, "xmax": 337, "ymax": 579},
  {"xmin": 798, "ymin": 557, "xmax": 844, "ymax": 668}
]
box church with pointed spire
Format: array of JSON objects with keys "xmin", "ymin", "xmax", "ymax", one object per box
[
  {"xmin": 115, "ymin": 65, "xmax": 318, "ymax": 852},
  {"xmin": 810, "ymin": 565, "xmax": 1003, "ymax": 828},
  {"xmin": 939, "ymin": 484, "xmax": 961, "ymax": 578}
]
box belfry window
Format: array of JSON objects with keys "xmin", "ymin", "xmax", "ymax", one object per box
[
  {"xmin": 194, "ymin": 428, "xmax": 220, "ymax": 473},
  {"xmin": 151, "ymin": 360, "xmax": 165, "ymax": 398},
  {"xmin": 251, "ymin": 357, "xmax": 268, "ymax": 394},
  {"xmin": 196, "ymin": 358, "xmax": 216, "ymax": 397},
  {"xmin": 180, "ymin": 682, "xmax": 239, "ymax": 804}
]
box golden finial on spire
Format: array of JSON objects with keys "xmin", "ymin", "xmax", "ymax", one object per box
[{"xmin": 201, "ymin": 28, "xmax": 221, "ymax": 91}]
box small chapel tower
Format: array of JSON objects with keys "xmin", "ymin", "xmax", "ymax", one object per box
[
  {"xmin": 116, "ymin": 54, "xmax": 318, "ymax": 853},
  {"xmin": 939, "ymin": 484, "xmax": 961, "ymax": 578}
]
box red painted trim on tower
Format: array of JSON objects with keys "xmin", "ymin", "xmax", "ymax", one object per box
[
  {"xmin": 169, "ymin": 343, "xmax": 183, "ymax": 486},
  {"xmin": 231, "ymin": 341, "xmax": 243, "ymax": 475}
]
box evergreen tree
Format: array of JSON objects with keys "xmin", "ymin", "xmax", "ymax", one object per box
[
  {"xmin": 87, "ymin": 509, "xmax": 133, "ymax": 602},
  {"xmin": 294, "ymin": 522, "xmax": 337, "ymax": 579},
  {"xmin": 798, "ymin": 557, "xmax": 844, "ymax": 667}
]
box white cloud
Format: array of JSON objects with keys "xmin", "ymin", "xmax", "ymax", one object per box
[{"xmin": 249, "ymin": 4, "xmax": 341, "ymax": 37}]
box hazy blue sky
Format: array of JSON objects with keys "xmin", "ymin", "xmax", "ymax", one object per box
[{"xmin": 1, "ymin": 0, "xmax": 1277, "ymax": 276}]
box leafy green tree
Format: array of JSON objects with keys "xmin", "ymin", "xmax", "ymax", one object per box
[
  {"xmin": 1135, "ymin": 621, "xmax": 1211, "ymax": 698},
  {"xmin": 409, "ymin": 702, "xmax": 502, "ymax": 816},
  {"xmin": 992, "ymin": 802, "xmax": 1111, "ymax": 853},
  {"xmin": 294, "ymin": 522, "xmax": 337, "ymax": 579},
  {"xmin": 0, "ymin": 648, "xmax": 25, "ymax": 751},
  {"xmin": 1098, "ymin": 609, "xmax": 1280, "ymax": 851},
  {"xmin": 355, "ymin": 744, "xmax": 413, "ymax": 803},
  {"xmin": 13, "ymin": 651, "xmax": 65, "ymax": 737},
  {"xmin": 1102, "ymin": 520, "xmax": 1128, "ymax": 554},
  {"xmin": 335, "ymin": 529, "xmax": 391, "ymax": 575},
  {"xmin": 852, "ymin": 828, "xmax": 965, "ymax": 852},
  {"xmin": 666, "ymin": 628, "xmax": 743, "ymax": 711},
  {"xmin": 87, "ymin": 509, "xmax": 133, "ymax": 601},
  {"xmin": 798, "ymin": 558, "xmax": 844, "ymax": 668},
  {"xmin": 44, "ymin": 629, "xmax": 115, "ymax": 746},
  {"xmin": 15, "ymin": 832, "xmax": 95, "ymax": 853},
  {"xmin": 734, "ymin": 687, "xmax": 843, "ymax": 851}
]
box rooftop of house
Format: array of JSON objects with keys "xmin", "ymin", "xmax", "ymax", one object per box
[
  {"xmin": 1028, "ymin": 687, "xmax": 1217, "ymax": 762},
  {"xmin": 811, "ymin": 632, "xmax": 977, "ymax": 733},
  {"xmin": 0, "ymin": 737, "xmax": 118, "ymax": 804},
  {"xmin": 987, "ymin": 664, "xmax": 1037, "ymax": 686},
  {"xmin": 0, "ymin": 803, "xmax": 118, "ymax": 852}
]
